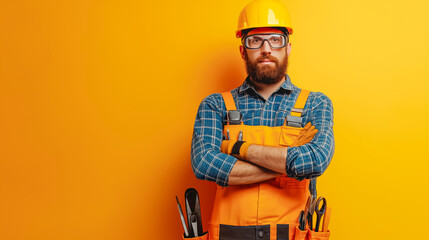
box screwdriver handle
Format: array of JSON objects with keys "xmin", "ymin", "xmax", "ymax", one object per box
[{"xmin": 322, "ymin": 206, "xmax": 331, "ymax": 232}]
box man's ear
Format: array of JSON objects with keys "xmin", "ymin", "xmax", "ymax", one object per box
[
  {"xmin": 286, "ymin": 42, "xmax": 292, "ymax": 57},
  {"xmin": 239, "ymin": 45, "xmax": 246, "ymax": 60}
]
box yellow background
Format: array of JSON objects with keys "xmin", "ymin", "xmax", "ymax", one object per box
[{"xmin": 1, "ymin": 0, "xmax": 428, "ymax": 239}]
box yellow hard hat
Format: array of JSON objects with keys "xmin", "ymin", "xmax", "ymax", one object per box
[{"xmin": 236, "ymin": 0, "xmax": 293, "ymax": 38}]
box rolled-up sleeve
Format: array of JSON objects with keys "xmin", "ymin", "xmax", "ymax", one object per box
[
  {"xmin": 191, "ymin": 94, "xmax": 237, "ymax": 186},
  {"xmin": 286, "ymin": 93, "xmax": 335, "ymax": 180}
]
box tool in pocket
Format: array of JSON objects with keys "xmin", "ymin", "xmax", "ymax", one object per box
[
  {"xmin": 322, "ymin": 206, "xmax": 331, "ymax": 232},
  {"xmin": 176, "ymin": 196, "xmax": 189, "ymax": 237},
  {"xmin": 185, "ymin": 188, "xmax": 203, "ymax": 238},
  {"xmin": 298, "ymin": 195, "xmax": 312, "ymax": 230},
  {"xmin": 314, "ymin": 197, "xmax": 327, "ymax": 232}
]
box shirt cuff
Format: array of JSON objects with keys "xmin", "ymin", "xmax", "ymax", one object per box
[
  {"xmin": 215, "ymin": 154, "xmax": 237, "ymax": 187},
  {"xmin": 285, "ymin": 146, "xmax": 301, "ymax": 179}
]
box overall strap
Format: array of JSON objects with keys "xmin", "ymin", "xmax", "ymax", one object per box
[
  {"xmin": 291, "ymin": 89, "xmax": 317, "ymax": 196},
  {"xmin": 290, "ymin": 89, "xmax": 310, "ymax": 117},
  {"xmin": 286, "ymin": 89, "xmax": 311, "ymax": 127},
  {"xmin": 221, "ymin": 92, "xmax": 237, "ymax": 111}
]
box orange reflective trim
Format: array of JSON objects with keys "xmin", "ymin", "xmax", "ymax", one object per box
[
  {"xmin": 290, "ymin": 89, "xmax": 310, "ymax": 117},
  {"xmin": 221, "ymin": 92, "xmax": 237, "ymax": 111}
]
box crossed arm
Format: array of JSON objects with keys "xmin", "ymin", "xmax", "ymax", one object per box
[
  {"xmin": 191, "ymin": 93, "xmax": 334, "ymax": 187},
  {"xmin": 228, "ymin": 145, "xmax": 287, "ymax": 185}
]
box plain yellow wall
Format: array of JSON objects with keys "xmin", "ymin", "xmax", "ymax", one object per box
[{"xmin": 1, "ymin": 0, "xmax": 429, "ymax": 239}]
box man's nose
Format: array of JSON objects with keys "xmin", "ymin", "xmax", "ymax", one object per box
[{"xmin": 261, "ymin": 40, "xmax": 272, "ymax": 54}]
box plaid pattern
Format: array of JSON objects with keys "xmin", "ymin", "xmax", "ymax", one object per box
[{"xmin": 191, "ymin": 75, "xmax": 335, "ymax": 186}]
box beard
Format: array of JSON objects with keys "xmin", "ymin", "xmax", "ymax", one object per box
[{"xmin": 245, "ymin": 51, "xmax": 288, "ymax": 85}]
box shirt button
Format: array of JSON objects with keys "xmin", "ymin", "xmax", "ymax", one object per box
[{"xmin": 258, "ymin": 230, "xmax": 264, "ymax": 238}]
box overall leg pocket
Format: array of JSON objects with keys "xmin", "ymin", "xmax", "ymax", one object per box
[
  {"xmin": 182, "ymin": 232, "xmax": 208, "ymax": 240},
  {"xmin": 293, "ymin": 226, "xmax": 308, "ymax": 240},
  {"xmin": 307, "ymin": 229, "xmax": 330, "ymax": 240}
]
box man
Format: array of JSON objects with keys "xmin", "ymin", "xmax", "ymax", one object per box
[{"xmin": 191, "ymin": 0, "xmax": 334, "ymax": 239}]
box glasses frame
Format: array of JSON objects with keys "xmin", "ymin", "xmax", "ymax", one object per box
[{"xmin": 242, "ymin": 33, "xmax": 289, "ymax": 50}]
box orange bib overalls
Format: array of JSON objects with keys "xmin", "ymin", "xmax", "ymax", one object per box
[{"xmin": 183, "ymin": 89, "xmax": 330, "ymax": 240}]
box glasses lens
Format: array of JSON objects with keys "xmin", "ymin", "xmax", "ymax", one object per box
[
  {"xmin": 244, "ymin": 34, "xmax": 287, "ymax": 49},
  {"xmin": 245, "ymin": 36, "xmax": 264, "ymax": 49},
  {"xmin": 268, "ymin": 35, "xmax": 286, "ymax": 48}
]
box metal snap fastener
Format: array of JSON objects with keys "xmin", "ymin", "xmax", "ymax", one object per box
[{"xmin": 258, "ymin": 230, "xmax": 264, "ymax": 238}]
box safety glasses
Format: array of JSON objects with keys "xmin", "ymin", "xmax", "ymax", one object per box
[{"xmin": 242, "ymin": 33, "xmax": 288, "ymax": 49}]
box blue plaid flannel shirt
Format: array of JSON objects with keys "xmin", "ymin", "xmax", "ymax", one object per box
[{"xmin": 191, "ymin": 75, "xmax": 335, "ymax": 186}]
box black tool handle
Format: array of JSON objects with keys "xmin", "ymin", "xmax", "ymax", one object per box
[
  {"xmin": 307, "ymin": 213, "xmax": 313, "ymax": 231},
  {"xmin": 315, "ymin": 214, "xmax": 321, "ymax": 232},
  {"xmin": 185, "ymin": 188, "xmax": 203, "ymax": 237},
  {"xmin": 314, "ymin": 197, "xmax": 327, "ymax": 232},
  {"xmin": 298, "ymin": 210, "xmax": 305, "ymax": 230}
]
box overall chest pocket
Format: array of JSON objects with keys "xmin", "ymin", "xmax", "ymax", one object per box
[{"xmin": 279, "ymin": 125, "xmax": 302, "ymax": 147}]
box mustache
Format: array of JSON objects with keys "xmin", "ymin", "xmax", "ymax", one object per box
[{"xmin": 257, "ymin": 55, "xmax": 278, "ymax": 63}]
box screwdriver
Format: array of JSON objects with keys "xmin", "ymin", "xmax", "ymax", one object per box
[{"xmin": 176, "ymin": 196, "xmax": 189, "ymax": 237}]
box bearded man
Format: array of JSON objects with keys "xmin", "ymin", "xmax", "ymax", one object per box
[{"xmin": 190, "ymin": 1, "xmax": 334, "ymax": 239}]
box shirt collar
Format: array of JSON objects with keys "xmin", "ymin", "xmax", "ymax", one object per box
[{"xmin": 238, "ymin": 74, "xmax": 294, "ymax": 93}]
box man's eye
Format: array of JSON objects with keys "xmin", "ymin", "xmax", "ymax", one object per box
[{"xmin": 271, "ymin": 37, "xmax": 280, "ymax": 42}]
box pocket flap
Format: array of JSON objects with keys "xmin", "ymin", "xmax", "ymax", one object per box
[{"xmin": 279, "ymin": 126, "xmax": 302, "ymax": 146}]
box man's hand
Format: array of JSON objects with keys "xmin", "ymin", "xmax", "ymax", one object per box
[{"xmin": 290, "ymin": 122, "xmax": 318, "ymax": 147}]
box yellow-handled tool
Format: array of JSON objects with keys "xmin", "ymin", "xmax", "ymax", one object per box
[{"xmin": 322, "ymin": 206, "xmax": 331, "ymax": 232}]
